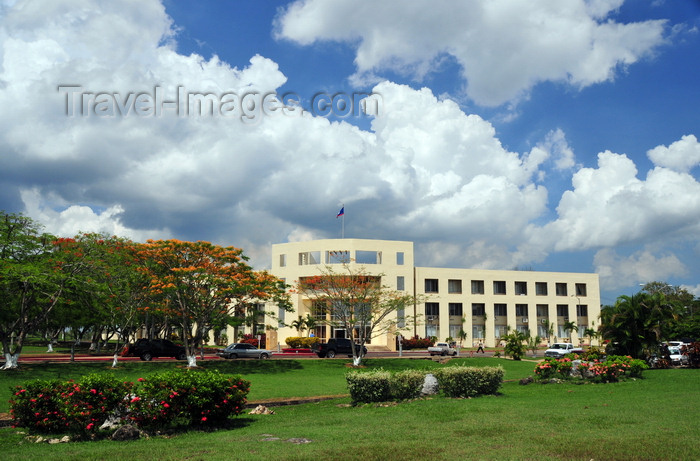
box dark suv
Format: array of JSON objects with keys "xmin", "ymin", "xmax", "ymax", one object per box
[
  {"xmin": 122, "ymin": 339, "xmax": 187, "ymax": 361},
  {"xmin": 312, "ymin": 338, "xmax": 367, "ymax": 358}
]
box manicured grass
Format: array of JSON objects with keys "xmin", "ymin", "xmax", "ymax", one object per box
[{"xmin": 1, "ymin": 358, "xmax": 697, "ymax": 460}]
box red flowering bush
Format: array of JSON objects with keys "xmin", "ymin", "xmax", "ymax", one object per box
[
  {"xmin": 10, "ymin": 371, "xmax": 249, "ymax": 437},
  {"xmin": 534, "ymin": 357, "xmax": 572, "ymax": 380},
  {"xmin": 401, "ymin": 336, "xmax": 435, "ymax": 350},
  {"xmin": 10, "ymin": 374, "xmax": 132, "ymax": 436},
  {"xmin": 127, "ymin": 370, "xmax": 250, "ymax": 430}
]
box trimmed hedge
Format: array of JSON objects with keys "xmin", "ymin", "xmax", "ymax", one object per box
[
  {"xmin": 285, "ymin": 336, "xmax": 321, "ymax": 348},
  {"xmin": 346, "ymin": 366, "xmax": 504, "ymax": 403},
  {"xmin": 432, "ymin": 366, "xmax": 504, "ymax": 398}
]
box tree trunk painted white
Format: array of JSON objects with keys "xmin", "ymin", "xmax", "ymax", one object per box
[
  {"xmin": 352, "ymin": 355, "xmax": 362, "ymax": 366},
  {"xmin": 47, "ymin": 343, "xmax": 54, "ymax": 353},
  {"xmin": 187, "ymin": 355, "xmax": 198, "ymax": 367},
  {"xmin": 1, "ymin": 353, "xmax": 19, "ymax": 370},
  {"xmin": 111, "ymin": 353, "xmax": 119, "ymax": 368}
]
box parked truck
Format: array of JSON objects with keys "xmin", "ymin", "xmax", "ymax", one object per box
[
  {"xmin": 428, "ymin": 342, "xmax": 458, "ymax": 356},
  {"xmin": 544, "ymin": 343, "xmax": 584, "ymax": 358}
]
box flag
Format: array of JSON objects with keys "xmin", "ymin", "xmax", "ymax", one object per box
[{"xmin": 336, "ymin": 206, "xmax": 344, "ymax": 218}]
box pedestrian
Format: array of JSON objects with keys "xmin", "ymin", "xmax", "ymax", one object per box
[{"xmin": 477, "ymin": 340, "xmax": 484, "ymax": 353}]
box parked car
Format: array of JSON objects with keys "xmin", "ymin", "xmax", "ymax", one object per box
[
  {"xmin": 428, "ymin": 342, "xmax": 458, "ymax": 356},
  {"xmin": 544, "ymin": 343, "xmax": 584, "ymax": 358},
  {"xmin": 312, "ymin": 338, "xmax": 367, "ymax": 358},
  {"xmin": 121, "ymin": 338, "xmax": 187, "ymax": 361},
  {"xmin": 217, "ymin": 343, "xmax": 273, "ymax": 359},
  {"xmin": 668, "ymin": 346, "xmax": 689, "ymax": 367}
]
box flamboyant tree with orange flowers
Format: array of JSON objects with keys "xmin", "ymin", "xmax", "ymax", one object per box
[
  {"xmin": 297, "ymin": 264, "xmax": 420, "ymax": 366},
  {"xmin": 136, "ymin": 239, "xmax": 289, "ymax": 366}
]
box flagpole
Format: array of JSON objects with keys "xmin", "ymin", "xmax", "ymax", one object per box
[{"xmin": 341, "ymin": 204, "xmax": 345, "ymax": 239}]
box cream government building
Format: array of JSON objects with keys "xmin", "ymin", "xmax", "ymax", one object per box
[{"xmin": 263, "ymin": 238, "xmax": 601, "ymax": 350}]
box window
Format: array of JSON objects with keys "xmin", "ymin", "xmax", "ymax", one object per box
[
  {"xmin": 556, "ymin": 304, "xmax": 569, "ymax": 317},
  {"xmin": 537, "ymin": 324, "xmax": 548, "ymax": 337},
  {"xmin": 425, "ymin": 279, "xmax": 439, "ymax": 293},
  {"xmin": 575, "ymin": 283, "xmax": 587, "ymax": 296},
  {"xmin": 555, "ymin": 283, "xmax": 568, "ymax": 296},
  {"xmin": 449, "ymin": 303, "xmax": 463, "ymax": 316},
  {"xmin": 425, "ymin": 302, "xmax": 439, "ymax": 317},
  {"xmin": 471, "ymin": 303, "xmax": 485, "ymax": 316},
  {"xmin": 515, "ymin": 304, "xmax": 528, "ymax": 317},
  {"xmin": 448, "ymin": 279, "xmax": 462, "ymax": 294},
  {"xmin": 397, "ymin": 307, "xmax": 406, "ymax": 328},
  {"xmin": 356, "ymin": 250, "xmax": 381, "ymax": 264},
  {"xmin": 471, "ymin": 280, "xmax": 485, "ymax": 294},
  {"xmin": 299, "ymin": 251, "xmax": 321, "ymax": 265},
  {"xmin": 278, "ymin": 305, "xmax": 286, "ymax": 328},
  {"xmin": 279, "ymin": 254, "xmax": 286, "ymax": 267},
  {"xmin": 396, "ymin": 252, "xmax": 404, "ymax": 265},
  {"xmin": 536, "ymin": 304, "xmax": 549, "ymax": 317},
  {"xmin": 535, "ymin": 282, "xmax": 548, "ymax": 295},
  {"xmin": 558, "ymin": 325, "xmax": 569, "ymax": 338},
  {"xmin": 326, "ymin": 250, "xmax": 349, "ymax": 264},
  {"xmin": 493, "ymin": 281, "xmax": 506, "ymax": 295},
  {"xmin": 516, "ymin": 325, "xmax": 529, "ymax": 334},
  {"xmin": 472, "ymin": 325, "xmax": 484, "ymax": 339},
  {"xmin": 494, "ymin": 325, "xmax": 508, "ymax": 338},
  {"xmin": 515, "ymin": 281, "xmax": 527, "ymax": 295},
  {"xmin": 449, "ymin": 324, "xmax": 462, "ymax": 339},
  {"xmin": 494, "ymin": 304, "xmax": 507, "ymax": 316},
  {"xmin": 397, "ymin": 276, "xmax": 405, "ymax": 291},
  {"xmin": 576, "ymin": 305, "xmax": 588, "ymax": 317}
]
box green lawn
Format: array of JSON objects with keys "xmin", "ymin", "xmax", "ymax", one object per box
[{"xmin": 0, "ymin": 358, "xmax": 698, "ymax": 460}]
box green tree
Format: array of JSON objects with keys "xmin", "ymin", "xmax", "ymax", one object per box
[
  {"xmin": 600, "ymin": 291, "xmax": 682, "ymax": 359},
  {"xmin": 297, "ymin": 264, "xmax": 420, "ymax": 366},
  {"xmin": 290, "ymin": 315, "xmax": 307, "ymax": 335},
  {"xmin": 0, "ymin": 213, "xmax": 86, "ymax": 369},
  {"xmin": 563, "ymin": 320, "xmax": 578, "ymax": 343},
  {"xmin": 502, "ymin": 328, "xmax": 529, "ymax": 360}
]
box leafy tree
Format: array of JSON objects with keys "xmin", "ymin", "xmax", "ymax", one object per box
[
  {"xmin": 600, "ymin": 291, "xmax": 682, "ymax": 359},
  {"xmin": 502, "ymin": 328, "xmax": 529, "ymax": 360},
  {"xmin": 640, "ymin": 282, "xmax": 699, "ymax": 341},
  {"xmin": 136, "ymin": 240, "xmax": 289, "ymax": 367},
  {"xmin": 0, "ymin": 213, "xmax": 87, "ymax": 369},
  {"xmin": 296, "ymin": 263, "xmax": 420, "ymax": 366}
]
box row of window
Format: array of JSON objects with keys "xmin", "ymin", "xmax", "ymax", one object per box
[
  {"xmin": 423, "ymin": 279, "xmax": 587, "ymax": 297},
  {"xmin": 280, "ymin": 250, "xmax": 406, "ymax": 267},
  {"xmin": 424, "ymin": 302, "xmax": 589, "ymax": 318}
]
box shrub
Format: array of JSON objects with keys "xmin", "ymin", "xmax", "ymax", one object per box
[
  {"xmin": 433, "ymin": 366, "xmax": 504, "ymax": 398},
  {"xmin": 10, "ymin": 370, "xmax": 249, "ymax": 435},
  {"xmin": 401, "ymin": 336, "xmax": 435, "ymax": 350},
  {"xmin": 389, "ymin": 370, "xmax": 426, "ymax": 401},
  {"xmin": 127, "ymin": 370, "xmax": 250, "ymax": 429},
  {"xmin": 346, "ymin": 369, "xmax": 392, "ymax": 403},
  {"xmin": 534, "ymin": 354, "xmax": 648, "ymax": 383},
  {"xmin": 10, "ymin": 374, "xmax": 132, "ymax": 436},
  {"xmin": 285, "ymin": 337, "xmax": 304, "ymax": 348}
]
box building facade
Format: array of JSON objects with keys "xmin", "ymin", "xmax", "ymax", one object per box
[{"xmin": 266, "ymin": 238, "xmax": 601, "ymax": 350}]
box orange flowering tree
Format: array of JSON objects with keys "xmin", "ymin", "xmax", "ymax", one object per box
[
  {"xmin": 297, "ymin": 264, "xmax": 419, "ymax": 366},
  {"xmin": 136, "ymin": 239, "xmax": 289, "ymax": 366}
]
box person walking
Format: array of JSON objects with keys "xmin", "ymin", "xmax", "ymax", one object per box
[{"xmin": 477, "ymin": 340, "xmax": 485, "ymax": 353}]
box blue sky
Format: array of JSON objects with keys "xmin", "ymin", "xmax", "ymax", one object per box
[{"xmin": 1, "ymin": 0, "xmax": 699, "ymax": 304}]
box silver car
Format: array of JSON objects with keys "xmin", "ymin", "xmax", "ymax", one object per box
[{"xmin": 217, "ymin": 343, "xmax": 273, "ymax": 359}]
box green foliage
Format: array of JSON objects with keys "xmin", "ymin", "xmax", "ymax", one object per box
[
  {"xmin": 9, "ymin": 374, "xmax": 132, "ymax": 436},
  {"xmin": 127, "ymin": 370, "xmax": 250, "ymax": 429},
  {"xmin": 346, "ymin": 368, "xmax": 392, "ymax": 403},
  {"xmin": 388, "ymin": 369, "xmax": 426, "ymax": 401},
  {"xmin": 534, "ymin": 355, "xmax": 648, "ymax": 383},
  {"xmin": 9, "ymin": 370, "xmax": 249, "ymax": 435},
  {"xmin": 502, "ymin": 330, "xmax": 528, "ymax": 360},
  {"xmin": 432, "ymin": 366, "xmax": 504, "ymax": 398}
]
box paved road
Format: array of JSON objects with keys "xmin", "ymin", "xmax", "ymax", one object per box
[{"xmin": 12, "ymin": 348, "xmax": 512, "ymax": 364}]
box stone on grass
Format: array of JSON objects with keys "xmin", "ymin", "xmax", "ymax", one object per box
[{"xmin": 421, "ymin": 373, "xmax": 439, "ymax": 396}]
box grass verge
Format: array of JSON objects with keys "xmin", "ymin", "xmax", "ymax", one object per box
[{"xmin": 0, "ymin": 358, "xmax": 697, "ymax": 460}]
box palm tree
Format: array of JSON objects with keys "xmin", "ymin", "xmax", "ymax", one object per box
[
  {"xmin": 600, "ymin": 291, "xmax": 680, "ymax": 359},
  {"xmin": 290, "ymin": 316, "xmax": 306, "ymax": 335},
  {"xmin": 304, "ymin": 314, "xmax": 318, "ymax": 337},
  {"xmin": 563, "ymin": 320, "xmax": 578, "ymax": 343}
]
